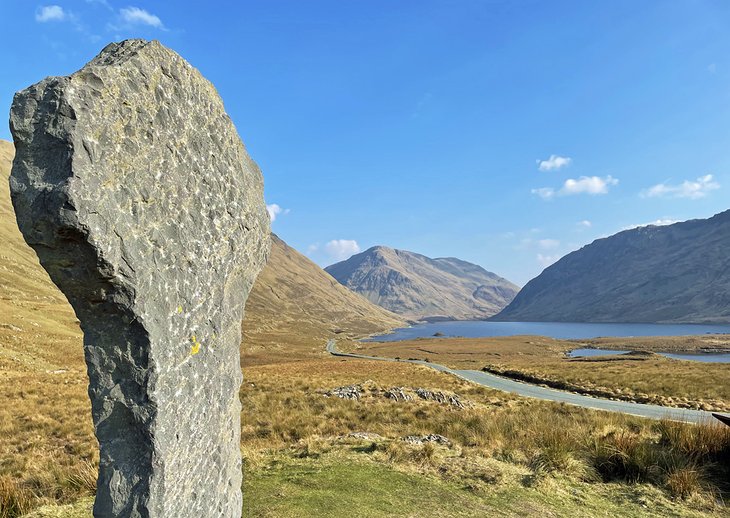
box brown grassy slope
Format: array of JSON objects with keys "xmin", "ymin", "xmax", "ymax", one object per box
[
  {"xmin": 0, "ymin": 139, "xmax": 400, "ymax": 512},
  {"xmin": 2, "ymin": 141, "xmax": 729, "ymax": 517},
  {"xmin": 242, "ymin": 235, "xmax": 404, "ymax": 365},
  {"xmin": 0, "ymin": 139, "xmax": 403, "ymax": 371}
]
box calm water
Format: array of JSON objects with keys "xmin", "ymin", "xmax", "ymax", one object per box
[
  {"xmin": 568, "ymin": 347, "xmax": 730, "ymax": 363},
  {"xmin": 367, "ymin": 320, "xmax": 730, "ymax": 341}
]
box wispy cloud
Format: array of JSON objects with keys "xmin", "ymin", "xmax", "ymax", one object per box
[
  {"xmin": 531, "ymin": 187, "xmax": 556, "ymax": 200},
  {"xmin": 325, "ymin": 239, "xmax": 361, "ymax": 261},
  {"xmin": 578, "ymin": 220, "xmax": 592, "ymax": 228},
  {"xmin": 119, "ymin": 6, "xmax": 165, "ymax": 29},
  {"xmin": 623, "ymin": 219, "xmax": 678, "ymax": 231},
  {"xmin": 642, "ymin": 174, "xmax": 719, "ymax": 200},
  {"xmin": 537, "ymin": 154, "xmax": 572, "ymax": 172},
  {"xmin": 412, "ymin": 92, "xmax": 433, "ymax": 118},
  {"xmin": 306, "ymin": 243, "xmax": 319, "ymax": 256},
  {"xmin": 266, "ymin": 203, "xmax": 289, "ymax": 222},
  {"xmin": 85, "ymin": 0, "xmax": 113, "ymax": 8},
  {"xmin": 533, "ymin": 175, "xmax": 618, "ymax": 200},
  {"xmin": 538, "ymin": 238, "xmax": 560, "ymax": 250},
  {"xmin": 537, "ymin": 253, "xmax": 560, "ymax": 269},
  {"xmin": 36, "ymin": 5, "xmax": 67, "ymax": 22},
  {"xmin": 708, "ymin": 63, "xmax": 717, "ymax": 74}
]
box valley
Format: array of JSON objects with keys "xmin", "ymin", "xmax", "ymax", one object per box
[{"xmin": 1, "ymin": 140, "xmax": 729, "ymax": 517}]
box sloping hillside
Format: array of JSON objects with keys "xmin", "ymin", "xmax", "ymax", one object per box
[
  {"xmin": 0, "ymin": 140, "xmax": 403, "ymax": 374},
  {"xmin": 243, "ymin": 236, "xmax": 404, "ymax": 363},
  {"xmin": 325, "ymin": 246, "xmax": 519, "ymax": 321},
  {"xmin": 494, "ymin": 212, "xmax": 730, "ymax": 323}
]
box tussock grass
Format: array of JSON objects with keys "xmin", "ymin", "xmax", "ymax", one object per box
[{"xmin": 2, "ymin": 356, "xmax": 729, "ymax": 516}]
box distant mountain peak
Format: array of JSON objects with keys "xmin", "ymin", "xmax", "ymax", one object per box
[{"xmin": 325, "ymin": 246, "xmax": 519, "ymax": 321}]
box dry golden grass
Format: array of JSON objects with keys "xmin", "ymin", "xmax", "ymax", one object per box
[
  {"xmin": 352, "ymin": 336, "xmax": 730, "ymax": 411},
  {"xmin": 2, "ymin": 139, "xmax": 729, "ymax": 517}
]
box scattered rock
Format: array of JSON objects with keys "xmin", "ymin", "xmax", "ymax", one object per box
[
  {"xmin": 385, "ymin": 387, "xmax": 413, "ymax": 402},
  {"xmin": 324, "ymin": 384, "xmax": 362, "ymax": 400},
  {"xmin": 345, "ymin": 432, "xmax": 383, "ymax": 440},
  {"xmin": 0, "ymin": 323, "xmax": 22, "ymax": 332},
  {"xmin": 403, "ymin": 434, "xmax": 451, "ymax": 446},
  {"xmin": 415, "ymin": 388, "xmax": 468, "ymax": 409},
  {"xmin": 323, "ymin": 382, "xmax": 470, "ymax": 409}
]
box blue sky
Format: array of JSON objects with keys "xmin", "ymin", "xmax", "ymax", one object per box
[{"xmin": 2, "ymin": 1, "xmax": 729, "ymax": 285}]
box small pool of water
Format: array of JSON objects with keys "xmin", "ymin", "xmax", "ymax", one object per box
[{"xmin": 568, "ymin": 348, "xmax": 730, "ymax": 363}]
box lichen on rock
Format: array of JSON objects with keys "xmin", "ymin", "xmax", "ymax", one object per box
[{"xmin": 10, "ymin": 39, "xmax": 270, "ymax": 517}]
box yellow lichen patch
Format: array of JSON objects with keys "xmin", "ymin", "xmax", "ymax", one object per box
[
  {"xmin": 177, "ymin": 306, "xmax": 183, "ymax": 314},
  {"xmin": 190, "ymin": 335, "xmax": 201, "ymax": 355}
]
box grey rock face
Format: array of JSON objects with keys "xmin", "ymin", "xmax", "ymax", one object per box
[
  {"xmin": 494, "ymin": 211, "xmax": 730, "ymax": 324},
  {"xmin": 9, "ymin": 40, "xmax": 270, "ymax": 517}
]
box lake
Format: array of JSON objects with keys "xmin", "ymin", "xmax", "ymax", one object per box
[{"xmin": 366, "ymin": 320, "xmax": 730, "ymax": 342}]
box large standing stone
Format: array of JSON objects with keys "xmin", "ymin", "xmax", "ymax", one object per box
[{"xmin": 9, "ymin": 40, "xmax": 270, "ymax": 517}]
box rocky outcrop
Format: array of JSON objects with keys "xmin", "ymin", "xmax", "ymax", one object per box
[
  {"xmin": 323, "ymin": 381, "xmax": 470, "ymax": 409},
  {"xmin": 325, "ymin": 246, "xmax": 519, "ymax": 321},
  {"xmin": 9, "ymin": 40, "xmax": 269, "ymax": 517},
  {"xmin": 494, "ymin": 211, "xmax": 730, "ymax": 323},
  {"xmin": 402, "ymin": 434, "xmax": 451, "ymax": 445}
]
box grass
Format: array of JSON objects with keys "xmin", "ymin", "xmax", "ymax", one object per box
[
  {"xmin": 4, "ymin": 355, "xmax": 730, "ymax": 516},
  {"xmin": 351, "ymin": 336, "xmax": 730, "ymax": 411},
  {"xmin": 21, "ymin": 445, "xmax": 728, "ymax": 518},
  {"xmin": 1, "ymin": 139, "xmax": 728, "ymax": 516}
]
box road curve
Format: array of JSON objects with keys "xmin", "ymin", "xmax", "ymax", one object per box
[{"xmin": 326, "ymin": 339, "xmax": 715, "ymax": 424}]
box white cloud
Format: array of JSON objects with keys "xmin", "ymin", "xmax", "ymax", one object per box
[
  {"xmin": 325, "ymin": 239, "xmax": 361, "ymax": 261},
  {"xmin": 266, "ymin": 203, "xmax": 289, "ymax": 222},
  {"xmin": 531, "ymin": 187, "xmax": 556, "ymax": 200},
  {"xmin": 538, "ymin": 238, "xmax": 560, "ymax": 250},
  {"xmin": 306, "ymin": 244, "xmax": 319, "ymax": 255},
  {"xmin": 36, "ymin": 5, "xmax": 67, "ymax": 22},
  {"xmin": 533, "ymin": 175, "xmax": 618, "ymax": 200},
  {"xmin": 119, "ymin": 7, "xmax": 164, "ymax": 28},
  {"xmin": 642, "ymin": 174, "xmax": 720, "ymax": 200},
  {"xmin": 537, "ymin": 253, "xmax": 560, "ymax": 268},
  {"xmin": 623, "ymin": 219, "xmax": 679, "ymax": 231},
  {"xmin": 537, "ymin": 154, "xmax": 572, "ymax": 172},
  {"xmin": 578, "ymin": 220, "xmax": 592, "ymax": 228},
  {"xmin": 562, "ymin": 175, "xmax": 618, "ymax": 195}
]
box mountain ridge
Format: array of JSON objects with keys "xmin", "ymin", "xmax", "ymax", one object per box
[
  {"xmin": 0, "ymin": 139, "xmax": 404, "ymax": 369},
  {"xmin": 494, "ymin": 211, "xmax": 730, "ymax": 323},
  {"xmin": 325, "ymin": 245, "xmax": 519, "ymax": 321}
]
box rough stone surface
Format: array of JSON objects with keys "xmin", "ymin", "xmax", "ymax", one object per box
[
  {"xmin": 324, "ymin": 384, "xmax": 362, "ymax": 400},
  {"xmin": 9, "ymin": 39, "xmax": 270, "ymax": 517},
  {"xmin": 415, "ymin": 388, "xmax": 468, "ymax": 409},
  {"xmin": 384, "ymin": 387, "xmax": 413, "ymax": 402},
  {"xmin": 402, "ymin": 434, "xmax": 451, "ymax": 446}
]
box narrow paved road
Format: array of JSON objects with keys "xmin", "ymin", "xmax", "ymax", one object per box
[{"xmin": 326, "ymin": 339, "xmax": 715, "ymax": 424}]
